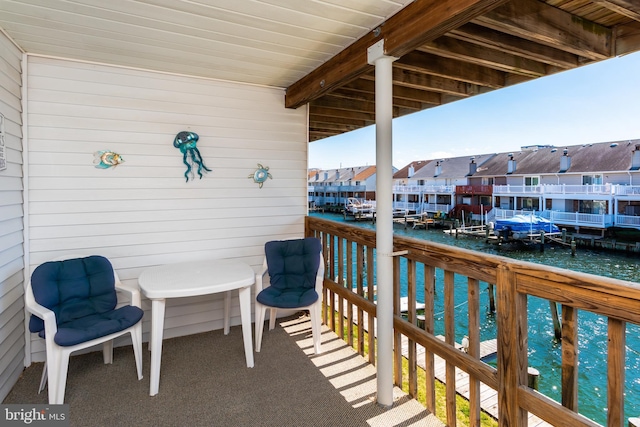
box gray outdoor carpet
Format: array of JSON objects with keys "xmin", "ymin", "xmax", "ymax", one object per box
[{"xmin": 4, "ymin": 314, "xmax": 443, "ymax": 427}]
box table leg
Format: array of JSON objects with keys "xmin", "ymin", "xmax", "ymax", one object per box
[
  {"xmin": 238, "ymin": 285, "xmax": 254, "ymax": 368},
  {"xmin": 223, "ymin": 290, "xmax": 231, "ymax": 335},
  {"xmin": 149, "ymin": 298, "xmax": 166, "ymax": 396}
]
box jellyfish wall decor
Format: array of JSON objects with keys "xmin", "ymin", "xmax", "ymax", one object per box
[{"xmin": 173, "ymin": 131, "xmax": 211, "ymax": 182}]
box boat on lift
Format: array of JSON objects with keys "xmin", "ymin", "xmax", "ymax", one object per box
[{"xmin": 493, "ymin": 214, "xmax": 560, "ymax": 241}]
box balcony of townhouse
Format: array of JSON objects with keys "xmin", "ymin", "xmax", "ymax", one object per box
[
  {"xmin": 319, "ymin": 184, "xmax": 367, "ymax": 193},
  {"xmin": 393, "ymin": 200, "xmax": 420, "ymax": 214},
  {"xmin": 538, "ymin": 210, "xmax": 614, "ymax": 229},
  {"xmin": 455, "ymin": 184, "xmax": 493, "ymax": 195},
  {"xmin": 543, "ymin": 184, "xmax": 613, "ymax": 197},
  {"xmin": 614, "ymin": 184, "xmax": 640, "ymax": 197},
  {"xmin": 424, "ymin": 184, "xmax": 456, "ymax": 194},
  {"xmin": 610, "ymin": 185, "xmax": 640, "ymax": 229},
  {"xmin": 451, "ymin": 204, "xmax": 493, "ymax": 217},
  {"xmin": 493, "ymin": 184, "xmax": 543, "ymax": 195},
  {"xmin": 305, "ymin": 216, "xmax": 639, "ymax": 427},
  {"xmin": 393, "ymin": 184, "xmax": 425, "ymax": 194},
  {"xmin": 420, "ymin": 202, "xmax": 452, "ymax": 214},
  {"xmin": 614, "ymin": 214, "xmax": 640, "ymax": 229}
]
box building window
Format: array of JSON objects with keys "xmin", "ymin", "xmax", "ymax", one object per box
[
  {"xmin": 524, "ymin": 176, "xmax": 539, "ymax": 186},
  {"xmin": 578, "ymin": 200, "xmax": 606, "ymax": 214},
  {"xmin": 582, "ymin": 174, "xmax": 603, "ymax": 185},
  {"xmin": 481, "ymin": 177, "xmax": 494, "ymax": 185}
]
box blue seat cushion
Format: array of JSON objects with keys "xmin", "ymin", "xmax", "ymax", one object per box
[
  {"xmin": 29, "ymin": 255, "xmax": 143, "ymax": 346},
  {"xmin": 47, "ymin": 305, "xmax": 144, "ymax": 347},
  {"xmin": 257, "ymin": 238, "xmax": 321, "ymax": 309}
]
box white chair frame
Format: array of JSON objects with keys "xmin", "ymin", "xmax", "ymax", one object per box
[
  {"xmin": 25, "ymin": 255, "xmax": 143, "ymax": 404},
  {"xmin": 254, "ymin": 247, "xmax": 325, "ymax": 354}
]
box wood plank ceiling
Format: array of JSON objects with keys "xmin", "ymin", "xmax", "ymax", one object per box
[
  {"xmin": 1, "ymin": 0, "xmax": 640, "ymax": 143},
  {"xmin": 294, "ymin": 0, "xmax": 640, "ymax": 141}
]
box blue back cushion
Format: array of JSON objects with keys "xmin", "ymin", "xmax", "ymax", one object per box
[
  {"xmin": 257, "ymin": 238, "xmax": 322, "ymax": 308},
  {"xmin": 29, "ymin": 256, "xmax": 117, "ymax": 334}
]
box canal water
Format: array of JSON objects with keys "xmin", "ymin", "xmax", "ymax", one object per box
[{"xmin": 310, "ymin": 212, "xmax": 640, "ymax": 424}]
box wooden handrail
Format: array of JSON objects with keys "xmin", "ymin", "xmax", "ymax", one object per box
[{"xmin": 306, "ymin": 215, "xmax": 640, "ymax": 427}]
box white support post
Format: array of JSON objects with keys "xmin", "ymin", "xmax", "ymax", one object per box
[{"xmin": 368, "ymin": 39, "xmax": 397, "ymax": 408}]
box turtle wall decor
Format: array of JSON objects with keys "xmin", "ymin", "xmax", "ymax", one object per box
[{"xmin": 249, "ymin": 163, "xmax": 272, "ymax": 188}]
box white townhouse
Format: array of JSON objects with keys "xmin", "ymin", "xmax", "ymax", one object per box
[
  {"xmin": 473, "ymin": 141, "xmax": 640, "ymax": 231},
  {"xmin": 308, "ymin": 165, "xmax": 378, "ymax": 208},
  {"xmin": 393, "ymin": 154, "xmax": 495, "ymax": 216}
]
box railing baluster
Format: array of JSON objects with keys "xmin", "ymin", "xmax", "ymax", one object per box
[
  {"xmin": 329, "ymin": 234, "xmax": 336, "ymax": 333},
  {"xmin": 468, "ymin": 277, "xmax": 481, "ymax": 427},
  {"xmin": 346, "ymin": 238, "xmax": 353, "ymax": 347},
  {"xmin": 562, "ymin": 304, "xmax": 578, "ymax": 410},
  {"xmin": 367, "ymin": 246, "xmax": 375, "ymax": 365},
  {"xmin": 356, "ymin": 242, "xmax": 364, "ymax": 355},
  {"xmin": 407, "ymin": 259, "xmax": 417, "ymax": 397},
  {"xmin": 444, "ymin": 269, "xmax": 457, "ymax": 427},
  {"xmin": 394, "ymin": 256, "xmax": 402, "ymax": 387},
  {"xmin": 424, "ymin": 264, "xmax": 436, "ymax": 415},
  {"xmin": 497, "ymin": 265, "xmax": 528, "ymax": 426},
  {"xmin": 337, "ymin": 236, "xmax": 345, "ymax": 339},
  {"xmin": 608, "ymin": 318, "xmax": 625, "ymax": 427},
  {"xmin": 321, "ymin": 232, "xmax": 329, "ymax": 326}
]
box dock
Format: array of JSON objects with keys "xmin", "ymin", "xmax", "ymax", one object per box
[
  {"xmin": 340, "ymin": 299, "xmax": 552, "ymax": 426},
  {"xmin": 394, "ymin": 213, "xmax": 435, "ymax": 229},
  {"xmin": 420, "ymin": 337, "xmax": 550, "ymax": 426}
]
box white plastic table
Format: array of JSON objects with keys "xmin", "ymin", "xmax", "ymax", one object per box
[{"xmin": 138, "ymin": 259, "xmax": 255, "ymax": 396}]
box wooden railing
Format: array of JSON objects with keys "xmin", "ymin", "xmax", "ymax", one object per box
[{"xmin": 305, "ymin": 216, "xmax": 640, "ymax": 427}]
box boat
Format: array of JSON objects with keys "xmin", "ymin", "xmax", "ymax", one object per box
[
  {"xmin": 493, "ymin": 214, "xmax": 560, "ymax": 241},
  {"xmin": 345, "ymin": 197, "xmax": 375, "ymax": 213}
]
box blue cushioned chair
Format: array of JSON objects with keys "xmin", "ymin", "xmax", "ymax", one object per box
[
  {"xmin": 25, "ymin": 255, "xmax": 144, "ymax": 404},
  {"xmin": 254, "ymin": 238, "xmax": 324, "ymax": 354}
]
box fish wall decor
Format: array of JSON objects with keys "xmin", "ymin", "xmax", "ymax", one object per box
[{"xmin": 94, "ymin": 150, "xmax": 124, "ymax": 169}]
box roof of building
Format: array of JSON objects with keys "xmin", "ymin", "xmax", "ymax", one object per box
[
  {"xmin": 473, "ymin": 139, "xmax": 640, "ymax": 176},
  {"xmin": 409, "ymin": 153, "xmax": 496, "ymax": 179},
  {"xmin": 393, "ymin": 160, "xmax": 430, "ymax": 180},
  {"xmin": 308, "ymin": 165, "xmax": 377, "ymax": 183}
]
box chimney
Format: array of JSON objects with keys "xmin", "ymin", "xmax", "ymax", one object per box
[
  {"xmin": 408, "ymin": 164, "xmax": 415, "ymax": 178},
  {"xmin": 559, "ymin": 148, "xmax": 571, "ymax": 172},
  {"xmin": 335, "ymin": 169, "xmax": 340, "ymax": 180},
  {"xmin": 315, "ymin": 171, "xmax": 319, "ymax": 181},
  {"xmin": 632, "ymin": 145, "xmax": 640, "ymax": 170},
  {"xmin": 507, "ymin": 153, "xmax": 516, "ymax": 174},
  {"xmin": 324, "ymin": 171, "xmax": 328, "ymax": 181},
  {"xmin": 468, "ymin": 157, "xmax": 477, "ymax": 176},
  {"xmin": 434, "ymin": 161, "xmax": 442, "ymax": 177}
]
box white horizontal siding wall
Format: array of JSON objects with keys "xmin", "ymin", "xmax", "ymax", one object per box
[
  {"xmin": 25, "ymin": 56, "xmax": 308, "ymax": 363},
  {"xmin": 0, "ymin": 33, "xmax": 24, "ymax": 401}
]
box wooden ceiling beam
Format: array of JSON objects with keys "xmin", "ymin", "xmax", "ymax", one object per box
[
  {"xmin": 474, "ymin": 0, "xmax": 612, "ymax": 60},
  {"xmin": 309, "ymin": 122, "xmax": 361, "ymax": 133},
  {"xmin": 360, "ymin": 69, "xmax": 484, "ymax": 97},
  {"xmin": 309, "ymin": 116, "xmax": 369, "ymax": 128},
  {"xmin": 419, "ymin": 35, "xmax": 550, "ymax": 77},
  {"xmin": 321, "ymin": 90, "xmax": 427, "ymax": 111},
  {"xmin": 615, "ymin": 20, "xmax": 640, "ymax": 55},
  {"xmin": 309, "ymin": 106, "xmax": 376, "ymax": 122},
  {"xmin": 339, "ymin": 79, "xmax": 443, "ymax": 105},
  {"xmin": 449, "ymin": 23, "xmax": 580, "ymax": 69},
  {"xmin": 395, "ymin": 51, "xmax": 507, "ymax": 88},
  {"xmin": 593, "ymin": 0, "xmax": 640, "ymax": 21},
  {"xmin": 285, "ymin": 0, "xmax": 510, "ymax": 109}
]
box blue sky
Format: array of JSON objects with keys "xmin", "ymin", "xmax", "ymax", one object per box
[{"xmin": 309, "ymin": 51, "xmax": 640, "ymax": 171}]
